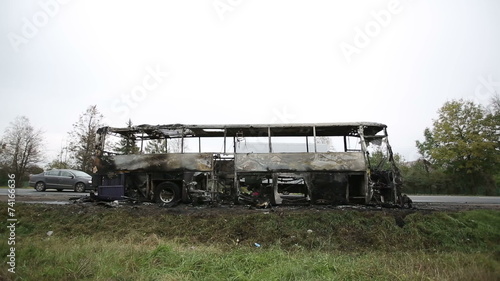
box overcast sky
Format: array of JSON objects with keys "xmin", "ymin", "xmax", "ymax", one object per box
[{"xmin": 1, "ymin": 0, "xmax": 499, "ymax": 164}]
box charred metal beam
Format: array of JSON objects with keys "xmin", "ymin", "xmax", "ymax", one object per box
[
  {"xmin": 268, "ymin": 127, "xmax": 272, "ymax": 153},
  {"xmin": 313, "ymin": 125, "xmax": 317, "ymax": 153}
]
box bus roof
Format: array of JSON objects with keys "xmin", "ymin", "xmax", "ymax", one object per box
[{"xmin": 99, "ymin": 122, "xmax": 387, "ymax": 139}]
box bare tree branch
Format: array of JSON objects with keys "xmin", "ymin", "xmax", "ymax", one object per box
[
  {"xmin": 0, "ymin": 116, "xmax": 44, "ymax": 187},
  {"xmin": 67, "ymin": 105, "xmax": 104, "ymax": 173}
]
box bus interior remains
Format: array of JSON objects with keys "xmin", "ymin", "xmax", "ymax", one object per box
[{"xmin": 92, "ymin": 123, "xmax": 405, "ymax": 207}]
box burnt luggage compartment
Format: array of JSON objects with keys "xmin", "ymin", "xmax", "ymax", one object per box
[{"xmin": 91, "ymin": 122, "xmax": 405, "ymax": 206}]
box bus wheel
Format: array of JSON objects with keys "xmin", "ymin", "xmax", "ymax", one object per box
[{"xmin": 154, "ymin": 182, "xmax": 181, "ymax": 206}]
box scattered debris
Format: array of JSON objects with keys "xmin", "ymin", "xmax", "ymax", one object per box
[
  {"xmin": 96, "ymin": 200, "xmax": 121, "ymax": 208},
  {"xmin": 402, "ymin": 194, "xmax": 413, "ymax": 208},
  {"xmin": 69, "ymin": 196, "xmax": 94, "ymax": 204}
]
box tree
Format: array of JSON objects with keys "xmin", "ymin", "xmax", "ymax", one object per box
[
  {"xmin": 114, "ymin": 119, "xmax": 140, "ymax": 155},
  {"xmin": 67, "ymin": 105, "xmax": 104, "ymax": 174},
  {"xmin": 416, "ymin": 99, "xmax": 499, "ymax": 195},
  {"xmin": 145, "ymin": 138, "xmax": 186, "ymax": 154},
  {"xmin": 488, "ymin": 92, "xmax": 500, "ymax": 114},
  {"xmin": 167, "ymin": 138, "xmax": 186, "ymax": 153},
  {"xmin": 46, "ymin": 144, "xmax": 70, "ymax": 170},
  {"xmin": 316, "ymin": 136, "xmax": 333, "ymax": 150},
  {"xmin": 145, "ymin": 139, "xmax": 167, "ymax": 154},
  {"xmin": 400, "ymin": 159, "xmax": 451, "ymax": 195},
  {"xmin": 368, "ymin": 147, "xmax": 404, "ymax": 170},
  {"xmin": 0, "ymin": 116, "xmax": 44, "ymax": 187}
]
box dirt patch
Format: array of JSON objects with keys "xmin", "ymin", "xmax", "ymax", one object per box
[{"xmin": 17, "ymin": 201, "xmax": 500, "ymax": 219}]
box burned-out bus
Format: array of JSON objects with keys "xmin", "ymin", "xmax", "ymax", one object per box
[{"xmin": 91, "ymin": 122, "xmax": 404, "ymax": 206}]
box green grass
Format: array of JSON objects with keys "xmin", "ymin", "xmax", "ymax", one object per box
[
  {"xmin": 1, "ymin": 204, "xmax": 499, "ymax": 280},
  {"xmin": 3, "ymin": 237, "xmax": 499, "ymax": 281}
]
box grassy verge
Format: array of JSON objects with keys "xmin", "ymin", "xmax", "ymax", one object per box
[
  {"xmin": 4, "ymin": 237, "xmax": 500, "ymax": 281},
  {"xmin": 1, "ymin": 204, "xmax": 499, "ymax": 280}
]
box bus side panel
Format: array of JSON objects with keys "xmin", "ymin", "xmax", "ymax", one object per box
[
  {"xmin": 234, "ymin": 152, "xmax": 367, "ymax": 172},
  {"xmin": 97, "ymin": 153, "xmax": 213, "ymax": 173}
]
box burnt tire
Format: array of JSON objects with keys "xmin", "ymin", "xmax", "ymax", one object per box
[
  {"xmin": 154, "ymin": 182, "xmax": 181, "ymax": 206},
  {"xmin": 75, "ymin": 182, "xmax": 86, "ymax": 193},
  {"xmin": 35, "ymin": 182, "xmax": 46, "ymax": 192}
]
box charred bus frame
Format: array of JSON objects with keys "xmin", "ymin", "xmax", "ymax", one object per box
[{"xmin": 92, "ymin": 122, "xmax": 403, "ymax": 206}]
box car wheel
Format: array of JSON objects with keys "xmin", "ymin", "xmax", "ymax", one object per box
[
  {"xmin": 153, "ymin": 182, "xmax": 181, "ymax": 206},
  {"xmin": 35, "ymin": 182, "xmax": 46, "ymax": 192},
  {"xmin": 75, "ymin": 183, "xmax": 86, "ymax": 193}
]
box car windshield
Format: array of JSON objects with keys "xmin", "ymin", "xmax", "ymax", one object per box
[{"xmin": 72, "ymin": 171, "xmax": 91, "ymax": 177}]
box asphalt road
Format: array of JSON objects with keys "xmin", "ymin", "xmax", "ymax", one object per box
[
  {"xmin": 0, "ymin": 188, "xmax": 88, "ymax": 196},
  {"xmin": 409, "ymin": 195, "xmax": 500, "ymax": 204}
]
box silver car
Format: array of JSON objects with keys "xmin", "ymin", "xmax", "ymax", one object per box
[{"xmin": 29, "ymin": 169, "xmax": 92, "ymax": 192}]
